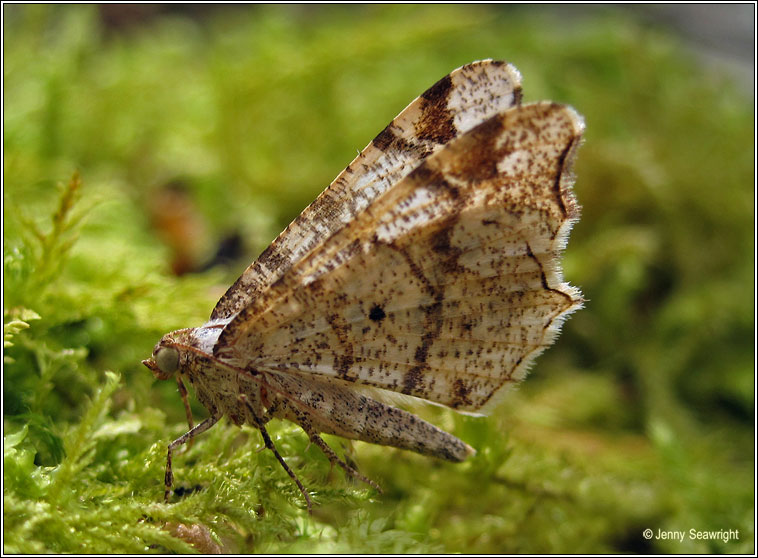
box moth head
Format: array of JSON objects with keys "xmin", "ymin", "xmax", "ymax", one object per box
[{"xmin": 143, "ymin": 342, "xmax": 180, "ymax": 381}]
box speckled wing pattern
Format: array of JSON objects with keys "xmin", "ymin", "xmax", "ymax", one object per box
[
  {"xmin": 214, "ymin": 60, "xmax": 584, "ymax": 414},
  {"xmin": 210, "ymin": 60, "xmax": 524, "ymax": 321}
]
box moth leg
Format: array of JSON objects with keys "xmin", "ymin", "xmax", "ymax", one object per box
[
  {"xmin": 165, "ymin": 415, "xmax": 219, "ymax": 503},
  {"xmin": 176, "ymin": 375, "xmax": 195, "ymax": 449},
  {"xmin": 239, "ymin": 395, "xmax": 313, "ymax": 513},
  {"xmin": 251, "ymin": 401, "xmax": 279, "ymax": 454},
  {"xmin": 259, "ymin": 421, "xmax": 314, "ymax": 514},
  {"xmin": 294, "ymin": 410, "xmax": 382, "ymax": 494}
]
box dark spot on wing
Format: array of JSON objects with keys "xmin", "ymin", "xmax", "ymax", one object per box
[
  {"xmin": 452, "ymin": 379, "xmax": 473, "ymax": 408},
  {"xmin": 512, "ymin": 85, "xmax": 523, "ymax": 106},
  {"xmin": 421, "ymin": 73, "xmax": 453, "ymax": 104},
  {"xmin": 414, "ymin": 343, "xmax": 429, "ymax": 363},
  {"xmin": 430, "ymin": 220, "xmax": 455, "ymax": 255},
  {"xmin": 334, "ymin": 354, "xmax": 355, "ymax": 380},
  {"xmin": 373, "ymin": 123, "xmax": 428, "ymax": 160},
  {"xmin": 403, "ymin": 365, "xmax": 424, "ymax": 393},
  {"xmin": 408, "ymin": 166, "xmax": 460, "ymax": 199},
  {"xmin": 454, "ymin": 115, "xmax": 506, "ymax": 181},
  {"xmin": 369, "ymin": 305, "xmax": 386, "ymax": 322},
  {"xmin": 372, "ymin": 125, "xmax": 397, "ymax": 151},
  {"xmin": 416, "ymin": 74, "xmax": 456, "ymax": 144}
]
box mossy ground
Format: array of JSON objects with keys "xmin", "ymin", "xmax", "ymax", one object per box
[{"xmin": 3, "ymin": 5, "xmax": 754, "ymax": 553}]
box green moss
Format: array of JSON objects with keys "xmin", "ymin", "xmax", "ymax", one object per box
[{"xmin": 4, "ymin": 5, "xmax": 753, "ymax": 553}]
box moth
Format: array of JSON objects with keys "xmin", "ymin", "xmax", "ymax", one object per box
[{"xmin": 144, "ymin": 59, "xmax": 584, "ymax": 512}]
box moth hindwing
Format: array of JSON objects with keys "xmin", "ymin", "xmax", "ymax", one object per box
[{"xmin": 144, "ymin": 59, "xmax": 584, "ymax": 513}]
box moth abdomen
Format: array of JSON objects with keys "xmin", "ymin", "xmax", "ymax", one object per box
[
  {"xmin": 265, "ymin": 370, "xmax": 474, "ymax": 462},
  {"xmin": 359, "ymin": 397, "xmax": 474, "ymax": 462}
]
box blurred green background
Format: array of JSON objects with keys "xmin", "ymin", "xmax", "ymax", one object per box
[{"xmin": 3, "ymin": 4, "xmax": 754, "ymax": 554}]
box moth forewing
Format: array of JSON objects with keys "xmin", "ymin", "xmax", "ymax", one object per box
[
  {"xmin": 216, "ymin": 102, "xmax": 584, "ymax": 413},
  {"xmin": 210, "ymin": 60, "xmax": 524, "ymax": 322},
  {"xmin": 145, "ymin": 60, "xmax": 583, "ymax": 512}
]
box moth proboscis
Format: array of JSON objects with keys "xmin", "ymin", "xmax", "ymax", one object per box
[{"xmin": 143, "ymin": 59, "xmax": 584, "ymax": 513}]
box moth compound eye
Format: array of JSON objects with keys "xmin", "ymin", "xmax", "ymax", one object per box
[{"xmin": 155, "ymin": 346, "xmax": 180, "ymax": 375}]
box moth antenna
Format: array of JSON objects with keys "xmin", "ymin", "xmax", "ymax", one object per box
[
  {"xmin": 176, "ymin": 375, "xmax": 195, "ymax": 449},
  {"xmin": 239, "ymin": 395, "xmax": 313, "ymax": 514},
  {"xmin": 164, "ymin": 416, "xmax": 219, "ymax": 502}
]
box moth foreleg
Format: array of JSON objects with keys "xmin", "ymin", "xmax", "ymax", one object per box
[
  {"xmin": 176, "ymin": 375, "xmax": 195, "ymax": 449},
  {"xmin": 165, "ymin": 415, "xmax": 219, "ymax": 502}
]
